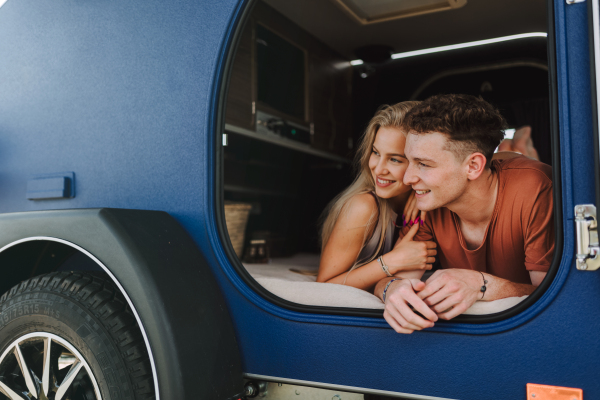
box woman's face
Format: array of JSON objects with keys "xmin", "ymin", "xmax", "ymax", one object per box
[{"xmin": 368, "ymin": 126, "xmax": 412, "ymax": 199}]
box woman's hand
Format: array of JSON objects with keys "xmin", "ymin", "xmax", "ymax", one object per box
[
  {"xmin": 403, "ymin": 191, "xmax": 419, "ymax": 226},
  {"xmin": 383, "ymin": 223, "xmax": 436, "ymax": 274},
  {"xmin": 402, "ymin": 192, "xmax": 426, "ymax": 227}
]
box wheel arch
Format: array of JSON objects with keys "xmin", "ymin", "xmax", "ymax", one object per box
[{"xmin": 0, "ymin": 208, "xmax": 243, "ymax": 399}]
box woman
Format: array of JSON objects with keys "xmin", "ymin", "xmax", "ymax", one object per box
[{"xmin": 317, "ymin": 101, "xmax": 437, "ymax": 291}]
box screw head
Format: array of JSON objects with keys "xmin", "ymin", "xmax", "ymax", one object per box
[
  {"xmin": 245, "ymin": 383, "xmax": 257, "ymax": 396},
  {"xmin": 577, "ymin": 207, "xmax": 585, "ymax": 214},
  {"xmin": 532, "ymin": 394, "xmax": 536, "ymax": 398}
]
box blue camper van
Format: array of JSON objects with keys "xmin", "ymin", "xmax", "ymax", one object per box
[{"xmin": 0, "ymin": 0, "xmax": 598, "ymax": 399}]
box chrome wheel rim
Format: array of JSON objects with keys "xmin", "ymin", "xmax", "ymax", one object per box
[{"xmin": 0, "ymin": 332, "xmax": 102, "ymax": 400}]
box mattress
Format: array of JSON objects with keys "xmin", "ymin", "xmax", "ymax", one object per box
[{"xmin": 244, "ymin": 253, "xmax": 528, "ymax": 315}]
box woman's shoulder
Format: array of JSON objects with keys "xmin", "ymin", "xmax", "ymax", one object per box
[
  {"xmin": 347, "ymin": 192, "xmax": 379, "ymax": 213},
  {"xmin": 338, "ymin": 192, "xmax": 380, "ymax": 226}
]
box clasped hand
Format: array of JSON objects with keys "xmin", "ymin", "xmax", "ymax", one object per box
[
  {"xmin": 383, "ymin": 269, "xmax": 483, "ymax": 334},
  {"xmin": 384, "ymin": 222, "xmax": 437, "ymax": 274}
]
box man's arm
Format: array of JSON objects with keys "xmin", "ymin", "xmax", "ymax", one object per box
[
  {"xmin": 377, "ymin": 269, "xmax": 547, "ymax": 333},
  {"xmin": 529, "ymin": 271, "xmax": 546, "ymax": 286},
  {"xmin": 417, "ymin": 269, "xmax": 545, "ymax": 320},
  {"xmin": 374, "ymin": 277, "xmax": 438, "ymax": 334}
]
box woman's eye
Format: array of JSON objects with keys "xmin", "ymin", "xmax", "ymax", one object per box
[
  {"xmin": 372, "ymin": 149, "xmax": 379, "ymax": 156},
  {"xmin": 391, "ymin": 158, "xmax": 402, "ymax": 163}
]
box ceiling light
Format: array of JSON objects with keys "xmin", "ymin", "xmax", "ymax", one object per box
[
  {"xmin": 350, "ymin": 32, "xmax": 547, "ymax": 66},
  {"xmin": 391, "ymin": 32, "xmax": 547, "ymax": 59},
  {"xmin": 333, "ymin": 0, "xmax": 467, "ymax": 25}
]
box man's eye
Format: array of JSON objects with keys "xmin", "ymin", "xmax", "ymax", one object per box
[{"xmin": 419, "ymin": 162, "xmax": 430, "ymax": 167}]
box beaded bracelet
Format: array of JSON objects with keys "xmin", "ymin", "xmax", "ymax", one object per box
[
  {"xmin": 479, "ymin": 271, "xmax": 488, "ymax": 299},
  {"xmin": 382, "ymin": 278, "xmax": 401, "ymax": 304}
]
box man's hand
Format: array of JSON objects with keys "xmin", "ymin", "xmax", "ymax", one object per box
[
  {"xmin": 417, "ymin": 269, "xmax": 483, "ymax": 320},
  {"xmin": 382, "ymin": 279, "xmax": 438, "ymax": 334}
]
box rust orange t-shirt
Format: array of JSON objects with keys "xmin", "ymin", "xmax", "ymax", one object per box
[{"xmin": 404, "ymin": 156, "xmax": 554, "ymax": 285}]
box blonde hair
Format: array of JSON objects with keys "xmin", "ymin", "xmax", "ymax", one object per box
[{"xmin": 320, "ymin": 101, "xmax": 420, "ymax": 269}]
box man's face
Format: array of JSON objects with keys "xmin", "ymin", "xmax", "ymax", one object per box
[{"xmin": 403, "ymin": 131, "xmax": 469, "ymax": 211}]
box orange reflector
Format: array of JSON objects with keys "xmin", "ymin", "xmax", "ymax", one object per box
[{"xmin": 526, "ymin": 383, "xmax": 583, "ymax": 400}]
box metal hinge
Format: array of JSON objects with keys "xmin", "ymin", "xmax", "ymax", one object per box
[{"xmin": 575, "ymin": 204, "xmax": 600, "ymax": 270}]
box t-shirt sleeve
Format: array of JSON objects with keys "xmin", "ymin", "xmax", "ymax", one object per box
[{"xmin": 523, "ymin": 182, "xmax": 555, "ymax": 272}]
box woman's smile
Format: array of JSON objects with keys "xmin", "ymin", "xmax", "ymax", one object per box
[{"xmin": 376, "ymin": 176, "xmax": 396, "ymax": 187}]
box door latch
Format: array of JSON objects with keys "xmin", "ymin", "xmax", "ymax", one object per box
[{"xmin": 575, "ymin": 204, "xmax": 600, "ymax": 270}]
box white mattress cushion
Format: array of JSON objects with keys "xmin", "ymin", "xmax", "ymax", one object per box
[{"xmin": 244, "ymin": 253, "xmax": 527, "ymax": 315}]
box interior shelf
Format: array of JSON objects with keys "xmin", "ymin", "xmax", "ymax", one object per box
[
  {"xmin": 224, "ymin": 184, "xmax": 296, "ymax": 197},
  {"xmin": 224, "ymin": 124, "xmax": 351, "ymax": 164}
]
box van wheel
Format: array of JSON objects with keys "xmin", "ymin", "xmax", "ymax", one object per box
[{"xmin": 0, "ymin": 272, "xmax": 155, "ymax": 400}]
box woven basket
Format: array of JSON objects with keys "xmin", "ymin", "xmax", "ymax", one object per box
[{"xmin": 224, "ymin": 202, "xmax": 252, "ymax": 258}]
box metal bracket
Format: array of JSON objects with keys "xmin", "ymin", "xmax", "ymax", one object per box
[
  {"xmin": 575, "ymin": 204, "xmax": 600, "ymax": 270},
  {"xmin": 566, "ymin": 0, "xmax": 586, "ymax": 4}
]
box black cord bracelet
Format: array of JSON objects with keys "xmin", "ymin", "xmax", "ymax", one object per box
[{"xmin": 479, "ymin": 271, "xmax": 488, "ymax": 299}]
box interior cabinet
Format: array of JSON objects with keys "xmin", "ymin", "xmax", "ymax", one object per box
[
  {"xmin": 224, "ymin": 1, "xmax": 354, "ymax": 157},
  {"xmin": 222, "ymin": 1, "xmax": 355, "ymax": 257}
]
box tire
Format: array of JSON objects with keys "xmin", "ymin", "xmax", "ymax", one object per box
[{"xmin": 0, "ymin": 272, "xmax": 155, "ymax": 400}]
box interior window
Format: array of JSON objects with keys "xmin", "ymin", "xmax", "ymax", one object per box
[{"xmin": 221, "ymin": 0, "xmax": 551, "ymax": 315}]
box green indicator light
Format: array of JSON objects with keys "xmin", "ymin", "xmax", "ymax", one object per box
[{"xmin": 291, "ymin": 129, "xmax": 296, "ymax": 135}]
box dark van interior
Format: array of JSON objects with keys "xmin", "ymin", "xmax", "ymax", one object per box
[{"xmin": 221, "ymin": 0, "xmax": 550, "ymax": 310}]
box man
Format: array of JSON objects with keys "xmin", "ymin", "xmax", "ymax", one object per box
[{"xmin": 376, "ymin": 94, "xmax": 554, "ymax": 334}]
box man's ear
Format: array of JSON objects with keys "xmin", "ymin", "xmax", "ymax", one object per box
[{"xmin": 465, "ymin": 152, "xmax": 487, "ymax": 180}]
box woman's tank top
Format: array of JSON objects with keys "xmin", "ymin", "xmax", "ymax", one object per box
[{"xmin": 356, "ymin": 192, "xmax": 398, "ymax": 265}]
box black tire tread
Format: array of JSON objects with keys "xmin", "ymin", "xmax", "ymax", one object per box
[{"xmin": 0, "ymin": 271, "xmax": 155, "ymax": 400}]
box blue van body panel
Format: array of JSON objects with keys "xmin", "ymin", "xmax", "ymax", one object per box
[
  {"xmin": 566, "ymin": 3, "xmax": 597, "ymax": 207},
  {"xmin": 0, "ymin": 0, "xmax": 598, "ymax": 398},
  {"xmin": 0, "ymin": 0, "xmax": 238, "ymax": 218}
]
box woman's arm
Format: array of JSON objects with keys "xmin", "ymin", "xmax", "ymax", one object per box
[
  {"xmin": 317, "ymin": 193, "xmax": 383, "ymax": 290},
  {"xmin": 318, "ymin": 194, "xmax": 436, "ymax": 291}
]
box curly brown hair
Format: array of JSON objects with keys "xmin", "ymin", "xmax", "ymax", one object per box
[{"xmin": 402, "ymin": 94, "xmax": 506, "ymax": 167}]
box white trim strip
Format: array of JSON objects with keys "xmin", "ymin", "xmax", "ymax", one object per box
[
  {"xmin": 391, "ymin": 32, "xmax": 547, "ymax": 59},
  {"xmin": 0, "ymin": 237, "xmax": 160, "ymax": 400},
  {"xmin": 350, "ymin": 32, "xmax": 548, "ymax": 64},
  {"xmin": 243, "ymin": 373, "xmax": 458, "ymax": 400}
]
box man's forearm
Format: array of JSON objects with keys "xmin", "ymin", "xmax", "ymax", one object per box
[{"xmin": 482, "ymin": 273, "xmax": 537, "ymax": 301}]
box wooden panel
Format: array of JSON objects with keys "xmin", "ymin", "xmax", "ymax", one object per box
[
  {"xmin": 310, "ymin": 54, "xmax": 353, "ymax": 156},
  {"xmin": 224, "ymin": 20, "xmax": 254, "ymax": 130}
]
